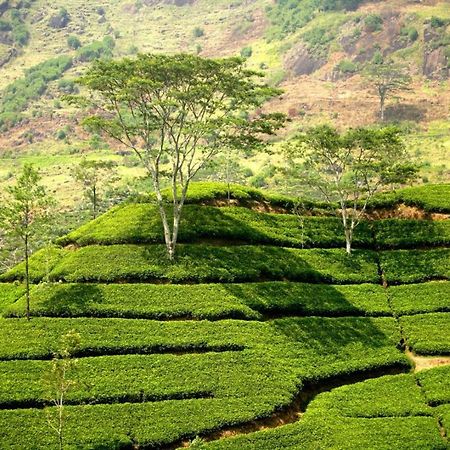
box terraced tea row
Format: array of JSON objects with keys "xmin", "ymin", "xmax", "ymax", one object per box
[
  {"xmin": 198, "ymin": 371, "xmax": 449, "ymax": 450},
  {"xmin": 57, "ymin": 204, "xmax": 450, "ymax": 249},
  {"xmin": 0, "ymin": 315, "xmax": 413, "ymax": 448},
  {"xmin": 2, "ymin": 245, "xmax": 449, "ymax": 284},
  {"xmin": 3, "ymin": 281, "xmax": 449, "ymax": 319}
]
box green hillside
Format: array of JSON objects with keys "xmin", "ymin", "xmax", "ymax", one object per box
[
  {"xmin": 0, "ymin": 0, "xmax": 449, "ymax": 211},
  {"xmin": 0, "ymin": 183, "xmax": 449, "ymax": 448}
]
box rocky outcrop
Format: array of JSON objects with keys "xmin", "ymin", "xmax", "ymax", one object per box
[
  {"xmin": 423, "ymin": 25, "xmax": 449, "ymax": 80},
  {"xmin": 0, "ymin": 46, "xmax": 17, "ymax": 68},
  {"xmin": 284, "ymin": 43, "xmax": 326, "ymax": 76}
]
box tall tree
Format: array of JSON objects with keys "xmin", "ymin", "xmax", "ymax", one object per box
[
  {"xmin": 0, "ymin": 164, "xmax": 53, "ymax": 319},
  {"xmin": 365, "ymin": 58, "xmax": 411, "ymax": 121},
  {"xmin": 285, "ymin": 125, "xmax": 417, "ymax": 254},
  {"xmin": 67, "ymin": 54, "xmax": 285, "ymax": 260},
  {"xmin": 72, "ymin": 158, "xmax": 117, "ymax": 219}
]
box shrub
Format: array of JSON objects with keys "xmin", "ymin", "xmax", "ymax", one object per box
[
  {"xmin": 364, "ymin": 14, "xmax": 383, "ymax": 32},
  {"xmin": 400, "ymin": 313, "xmax": 450, "ymax": 355},
  {"xmin": 388, "ymin": 281, "xmax": 450, "ymax": 315},
  {"xmin": 193, "ymin": 27, "xmax": 204, "ymax": 38},
  {"xmin": 57, "ymin": 204, "xmax": 374, "ymax": 249},
  {"xmin": 240, "ymin": 46, "xmax": 253, "ymax": 58},
  {"xmin": 45, "ymin": 244, "xmax": 380, "ymax": 284},
  {"xmin": 336, "ymin": 59, "xmax": 358, "ymax": 74},
  {"xmin": 67, "ymin": 35, "xmax": 81, "ymax": 50},
  {"xmin": 417, "ymin": 366, "xmax": 450, "ymax": 406},
  {"xmin": 430, "ymin": 16, "xmax": 446, "ymax": 28},
  {"xmin": 379, "ymin": 248, "xmax": 450, "ymax": 284},
  {"xmin": 4, "ymin": 281, "xmax": 390, "ymax": 319}
]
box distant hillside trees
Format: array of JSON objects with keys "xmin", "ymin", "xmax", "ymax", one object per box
[
  {"xmin": 364, "ymin": 58, "xmax": 411, "ymax": 122},
  {"xmin": 0, "ymin": 164, "xmax": 53, "ymax": 319},
  {"xmin": 285, "ymin": 125, "xmax": 418, "ymax": 254},
  {"xmin": 68, "ymin": 54, "xmax": 285, "ymax": 260},
  {"xmin": 72, "ymin": 158, "xmax": 118, "ymax": 219},
  {"xmin": 266, "ymin": 0, "xmax": 364, "ymax": 40}
]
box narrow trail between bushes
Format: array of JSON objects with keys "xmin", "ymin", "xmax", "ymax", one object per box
[
  {"xmin": 407, "ymin": 351, "xmax": 450, "ymax": 372},
  {"xmin": 166, "ymin": 364, "xmax": 410, "ymax": 450}
]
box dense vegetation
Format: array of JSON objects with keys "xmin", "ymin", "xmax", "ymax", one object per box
[
  {"xmin": 0, "ymin": 181, "xmax": 448, "ymax": 448},
  {"xmin": 266, "ymin": 0, "xmax": 364, "ymax": 39},
  {"xmin": 0, "ymin": 56, "xmax": 73, "ymax": 130}
]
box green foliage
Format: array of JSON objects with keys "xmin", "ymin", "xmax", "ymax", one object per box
[
  {"xmin": 364, "ymin": 14, "xmax": 383, "ymax": 32},
  {"xmin": 400, "ymin": 313, "xmax": 450, "ymax": 355},
  {"xmin": 368, "ymin": 184, "xmax": 450, "ymax": 213},
  {"xmin": 0, "ymin": 283, "xmax": 25, "ymax": 315},
  {"xmin": 400, "ymin": 26, "xmax": 419, "ymax": 42},
  {"xmin": 5, "ymin": 282, "xmax": 259, "ymax": 320},
  {"xmin": 200, "ymin": 372, "xmax": 443, "ymax": 450},
  {"xmin": 307, "ymin": 374, "xmax": 431, "ymax": 418},
  {"xmin": 203, "ymin": 416, "xmax": 443, "ymax": 449},
  {"xmin": 76, "ymin": 37, "xmax": 115, "ymax": 62},
  {"xmin": 336, "ymin": 59, "xmax": 358, "ymax": 74},
  {"xmin": 67, "ymin": 35, "xmax": 81, "ymax": 50},
  {"xmin": 57, "ymin": 204, "xmax": 373, "ymax": 249},
  {"xmin": 417, "ymin": 366, "xmax": 450, "ymax": 406},
  {"xmin": 266, "ymin": 0, "xmax": 364, "ymax": 40},
  {"xmin": 4, "ymin": 281, "xmax": 390, "ymax": 319},
  {"xmin": 380, "ymin": 249, "xmax": 450, "ymax": 284},
  {"xmin": 44, "ymin": 244, "xmax": 380, "ymax": 284},
  {"xmin": 0, "ymin": 247, "xmax": 68, "ymax": 283},
  {"xmin": 301, "ymin": 26, "xmax": 336, "ymax": 58},
  {"xmin": 389, "ymin": 281, "xmax": 450, "ymax": 315},
  {"xmin": 193, "ymin": 27, "xmax": 204, "ymax": 38},
  {"xmin": 373, "ymin": 219, "xmax": 450, "ymax": 248},
  {"xmin": 0, "ymin": 56, "xmax": 73, "ymax": 130},
  {"xmin": 240, "ymin": 46, "xmax": 253, "ymax": 58},
  {"xmin": 430, "ymin": 16, "xmax": 446, "ymax": 28}
]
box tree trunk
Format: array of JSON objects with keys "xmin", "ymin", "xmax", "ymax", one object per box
[
  {"xmin": 226, "ymin": 155, "xmax": 231, "ymax": 206},
  {"xmin": 93, "ymin": 185, "xmax": 97, "ymax": 219},
  {"xmin": 380, "ymin": 95, "xmax": 385, "ymax": 122},
  {"xmin": 25, "ymin": 234, "xmax": 30, "ymax": 321},
  {"xmin": 345, "ymin": 228, "xmax": 352, "ymax": 255}
]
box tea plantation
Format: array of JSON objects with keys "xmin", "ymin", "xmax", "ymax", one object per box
[{"xmin": 0, "ymin": 183, "xmax": 449, "ymax": 449}]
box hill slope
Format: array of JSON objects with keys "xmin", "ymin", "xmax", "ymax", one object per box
[
  {"xmin": 0, "ymin": 183, "xmax": 449, "ymax": 448},
  {"xmin": 0, "ymin": 0, "xmax": 450, "ymax": 207}
]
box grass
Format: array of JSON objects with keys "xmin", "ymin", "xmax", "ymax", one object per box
[
  {"xmin": 379, "ymin": 248, "xmax": 450, "ymax": 284},
  {"xmin": 4, "ymin": 282, "xmax": 391, "ymax": 319},
  {"xmin": 400, "ymin": 313, "xmax": 450, "ymax": 355},
  {"xmin": 389, "ymin": 281, "xmax": 450, "ymax": 315},
  {"xmin": 417, "ymin": 365, "xmax": 450, "ymax": 406}
]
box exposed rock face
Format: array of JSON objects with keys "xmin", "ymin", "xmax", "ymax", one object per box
[
  {"xmin": 423, "ymin": 47, "xmax": 449, "ymax": 80},
  {"xmin": 284, "ymin": 44, "xmax": 326, "ymax": 76},
  {"xmin": 0, "ymin": 0, "xmax": 9, "ymax": 15},
  {"xmin": 48, "ymin": 12, "xmax": 70, "ymax": 29},
  {"xmin": 423, "ymin": 25, "xmax": 449, "ymax": 80},
  {"xmin": 0, "ymin": 46, "xmax": 17, "ymax": 68}
]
